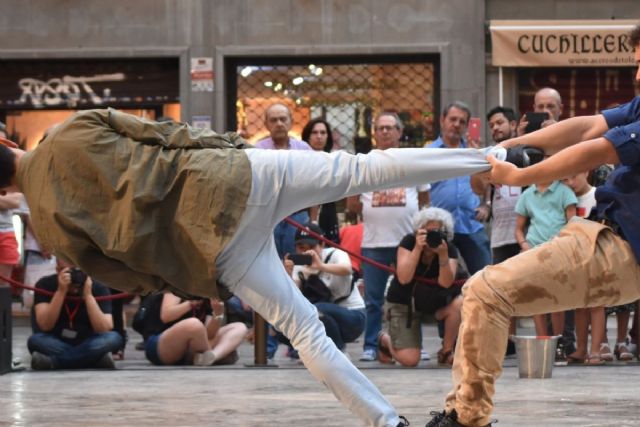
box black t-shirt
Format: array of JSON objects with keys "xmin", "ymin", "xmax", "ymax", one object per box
[
  {"xmin": 31, "ymin": 274, "xmax": 112, "ymax": 344},
  {"xmin": 386, "ymin": 233, "xmax": 459, "ymax": 305}
]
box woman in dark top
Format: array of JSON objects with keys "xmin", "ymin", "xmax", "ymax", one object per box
[
  {"xmin": 301, "ymin": 118, "xmax": 340, "ymax": 243},
  {"xmin": 378, "ymin": 207, "xmax": 464, "ymax": 366}
]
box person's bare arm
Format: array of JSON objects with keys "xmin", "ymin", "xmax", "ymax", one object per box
[
  {"xmin": 489, "ymin": 137, "xmax": 619, "ymax": 187},
  {"xmin": 515, "ymin": 215, "xmax": 530, "ymax": 252},
  {"xmin": 565, "ymin": 204, "xmax": 577, "ymax": 222},
  {"xmin": 83, "ymin": 278, "xmax": 114, "ymax": 333},
  {"xmin": 159, "ymin": 293, "xmax": 194, "ymax": 324},
  {"xmin": 501, "ymin": 115, "xmax": 610, "ymax": 154}
]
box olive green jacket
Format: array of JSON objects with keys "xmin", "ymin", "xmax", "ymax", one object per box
[{"xmin": 17, "ymin": 109, "xmax": 251, "ymax": 298}]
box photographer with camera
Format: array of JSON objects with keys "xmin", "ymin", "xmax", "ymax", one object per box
[
  {"xmin": 283, "ymin": 223, "xmax": 365, "ymax": 355},
  {"xmin": 27, "ymin": 260, "xmax": 123, "ymax": 370},
  {"xmin": 377, "ymin": 207, "xmax": 466, "ymax": 367}
]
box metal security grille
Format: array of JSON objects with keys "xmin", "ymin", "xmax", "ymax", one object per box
[{"xmin": 227, "ymin": 55, "xmax": 439, "ymax": 152}]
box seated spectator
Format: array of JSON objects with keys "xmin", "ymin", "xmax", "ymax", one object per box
[
  {"xmin": 27, "ymin": 260, "xmax": 123, "ymax": 370},
  {"xmin": 377, "ymin": 207, "xmax": 465, "ymax": 367},
  {"xmin": 144, "ymin": 293, "xmax": 247, "ymax": 366},
  {"xmin": 285, "ymin": 223, "xmax": 365, "ymax": 353}
]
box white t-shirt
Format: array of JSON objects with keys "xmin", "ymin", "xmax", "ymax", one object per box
[
  {"xmin": 490, "ymin": 185, "xmax": 521, "ymax": 248},
  {"xmin": 360, "ymin": 185, "xmax": 430, "ymax": 248},
  {"xmin": 293, "ymin": 247, "xmax": 365, "ymax": 310},
  {"xmin": 576, "ymin": 186, "xmax": 597, "ymax": 218}
]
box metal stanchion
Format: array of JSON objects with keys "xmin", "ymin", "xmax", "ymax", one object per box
[
  {"xmin": 0, "ymin": 286, "xmax": 12, "ymax": 375},
  {"xmin": 244, "ymin": 311, "xmax": 277, "ymax": 368}
]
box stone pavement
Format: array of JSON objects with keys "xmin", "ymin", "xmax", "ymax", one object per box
[{"xmin": 3, "ymin": 316, "xmax": 640, "ymax": 426}]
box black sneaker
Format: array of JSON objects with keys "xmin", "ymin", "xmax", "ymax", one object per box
[
  {"xmin": 30, "ymin": 351, "xmax": 54, "ymax": 370},
  {"xmin": 425, "ymin": 410, "xmax": 447, "ymax": 427},
  {"xmin": 431, "ymin": 409, "xmax": 493, "ymax": 427},
  {"xmin": 397, "ymin": 415, "xmax": 410, "ymax": 426},
  {"xmin": 94, "ymin": 353, "xmax": 116, "ymax": 369},
  {"xmin": 555, "ymin": 342, "xmax": 567, "ymax": 362},
  {"xmin": 505, "ymin": 145, "xmax": 545, "ymax": 168}
]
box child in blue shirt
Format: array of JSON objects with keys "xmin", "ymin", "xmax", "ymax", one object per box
[{"xmin": 515, "ymin": 179, "xmax": 577, "ymax": 342}]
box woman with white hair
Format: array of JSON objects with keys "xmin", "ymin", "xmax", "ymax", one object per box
[{"xmin": 377, "ymin": 207, "xmax": 466, "ymax": 367}]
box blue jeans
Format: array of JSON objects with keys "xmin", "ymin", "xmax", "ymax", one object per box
[
  {"xmin": 361, "ymin": 247, "xmax": 397, "ymax": 351},
  {"xmin": 316, "ymin": 303, "xmax": 365, "ymax": 351},
  {"xmin": 453, "ymin": 229, "xmax": 491, "ymax": 275},
  {"xmin": 27, "ymin": 331, "xmax": 123, "ymax": 369},
  {"xmin": 274, "ymin": 210, "xmax": 309, "ymax": 259}
]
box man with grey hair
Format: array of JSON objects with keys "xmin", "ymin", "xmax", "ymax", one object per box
[{"xmin": 427, "ymin": 101, "xmax": 492, "ymax": 276}]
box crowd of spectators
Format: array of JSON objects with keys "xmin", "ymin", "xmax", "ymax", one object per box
[{"xmin": 3, "ymin": 90, "xmax": 638, "ymax": 373}]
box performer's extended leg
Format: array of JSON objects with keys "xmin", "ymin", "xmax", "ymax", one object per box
[
  {"xmin": 215, "ymin": 146, "xmax": 504, "ymax": 426},
  {"xmin": 444, "ymin": 219, "xmax": 640, "ymax": 427}
]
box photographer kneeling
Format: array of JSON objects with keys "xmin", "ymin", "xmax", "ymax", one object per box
[
  {"xmin": 284, "ymin": 223, "xmax": 365, "ymax": 354},
  {"xmin": 378, "ymin": 207, "xmax": 466, "ymax": 367},
  {"xmin": 28, "ymin": 260, "xmax": 123, "ymax": 370}
]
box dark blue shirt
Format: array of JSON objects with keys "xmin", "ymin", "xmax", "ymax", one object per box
[{"xmin": 597, "ymin": 96, "xmax": 640, "ymax": 263}]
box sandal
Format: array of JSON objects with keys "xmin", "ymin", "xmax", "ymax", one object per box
[
  {"xmin": 599, "ymin": 343, "xmax": 614, "ymax": 361},
  {"xmin": 585, "ymin": 354, "xmax": 605, "ymax": 366},
  {"xmin": 376, "ymin": 332, "xmax": 395, "ymax": 364},
  {"xmin": 566, "ymin": 354, "xmax": 586, "ymax": 364},
  {"xmin": 615, "ymin": 343, "xmax": 634, "ymax": 361}
]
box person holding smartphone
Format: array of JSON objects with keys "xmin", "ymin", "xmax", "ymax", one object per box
[
  {"xmin": 283, "ymin": 223, "xmax": 365, "ymax": 355},
  {"xmin": 517, "ymin": 87, "xmax": 564, "ymax": 136}
]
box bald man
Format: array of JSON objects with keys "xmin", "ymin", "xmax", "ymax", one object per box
[{"xmin": 518, "ymin": 87, "xmax": 564, "ymax": 136}]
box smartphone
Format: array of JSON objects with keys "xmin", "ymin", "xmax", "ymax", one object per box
[
  {"xmin": 468, "ymin": 117, "xmax": 481, "ymax": 142},
  {"xmin": 524, "ymin": 112, "xmax": 550, "ymax": 134},
  {"xmin": 288, "ymin": 254, "xmax": 313, "ymax": 265}
]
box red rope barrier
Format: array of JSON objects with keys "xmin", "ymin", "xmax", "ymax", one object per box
[
  {"xmin": 284, "ymin": 217, "xmax": 466, "ymax": 287},
  {"xmin": 1, "ymin": 274, "xmax": 133, "ymax": 302}
]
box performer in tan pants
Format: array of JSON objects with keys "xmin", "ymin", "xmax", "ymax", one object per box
[{"xmin": 427, "ymin": 24, "xmax": 640, "ymax": 427}]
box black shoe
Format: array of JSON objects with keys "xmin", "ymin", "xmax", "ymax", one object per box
[
  {"xmin": 505, "ymin": 145, "xmax": 545, "ymax": 168},
  {"xmin": 431, "ymin": 409, "xmax": 493, "ymax": 427},
  {"xmin": 397, "ymin": 415, "xmax": 410, "ymax": 426},
  {"xmin": 425, "ymin": 410, "xmax": 447, "ymax": 427},
  {"xmin": 555, "ymin": 342, "xmax": 567, "ymax": 362},
  {"xmin": 94, "ymin": 353, "xmax": 116, "ymax": 369},
  {"xmin": 30, "ymin": 352, "xmax": 54, "ymax": 370}
]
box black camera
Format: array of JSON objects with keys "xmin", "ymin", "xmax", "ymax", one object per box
[
  {"xmin": 426, "ymin": 230, "xmax": 445, "ymax": 248},
  {"xmin": 68, "ymin": 268, "xmax": 88, "ymax": 286}
]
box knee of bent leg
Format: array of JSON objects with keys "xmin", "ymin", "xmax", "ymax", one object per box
[{"xmin": 179, "ymin": 318, "xmax": 206, "ymax": 335}]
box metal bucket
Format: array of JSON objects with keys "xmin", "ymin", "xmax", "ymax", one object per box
[{"xmin": 513, "ymin": 335, "xmax": 560, "ymax": 379}]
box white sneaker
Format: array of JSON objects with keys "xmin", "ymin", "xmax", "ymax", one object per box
[
  {"xmin": 193, "ymin": 350, "xmax": 216, "ymax": 366},
  {"xmin": 420, "ymin": 350, "xmax": 431, "ymax": 361},
  {"xmin": 359, "ymin": 348, "xmax": 377, "ymax": 362}
]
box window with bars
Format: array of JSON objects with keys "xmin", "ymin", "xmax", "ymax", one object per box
[{"xmin": 226, "ymin": 55, "xmax": 440, "ymax": 152}]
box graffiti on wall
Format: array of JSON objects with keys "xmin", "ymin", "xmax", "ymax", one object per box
[{"xmin": 18, "ymin": 73, "xmax": 125, "ymax": 108}]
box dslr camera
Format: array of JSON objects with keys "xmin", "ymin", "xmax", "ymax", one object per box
[
  {"xmin": 426, "ymin": 230, "xmax": 445, "ymax": 248},
  {"xmin": 68, "ymin": 268, "xmax": 88, "ymax": 286}
]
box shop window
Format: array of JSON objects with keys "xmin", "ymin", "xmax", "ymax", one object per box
[
  {"xmin": 517, "ymin": 67, "xmax": 637, "ymax": 118},
  {"xmin": 226, "ymin": 55, "xmax": 439, "ymax": 151}
]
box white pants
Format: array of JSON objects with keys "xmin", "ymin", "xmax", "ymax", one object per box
[{"xmin": 215, "ymin": 147, "xmax": 500, "ymax": 427}]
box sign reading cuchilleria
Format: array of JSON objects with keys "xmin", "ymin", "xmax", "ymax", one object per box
[{"xmin": 490, "ymin": 20, "xmax": 637, "ymax": 67}]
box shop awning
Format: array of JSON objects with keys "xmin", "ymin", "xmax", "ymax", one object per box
[{"xmin": 490, "ymin": 20, "xmax": 637, "ymax": 67}]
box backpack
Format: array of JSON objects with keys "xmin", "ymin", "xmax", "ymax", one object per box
[{"xmin": 132, "ymin": 293, "xmax": 165, "ymax": 339}]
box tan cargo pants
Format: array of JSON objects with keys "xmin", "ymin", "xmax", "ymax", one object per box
[{"xmin": 444, "ymin": 218, "xmax": 640, "ymax": 426}]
